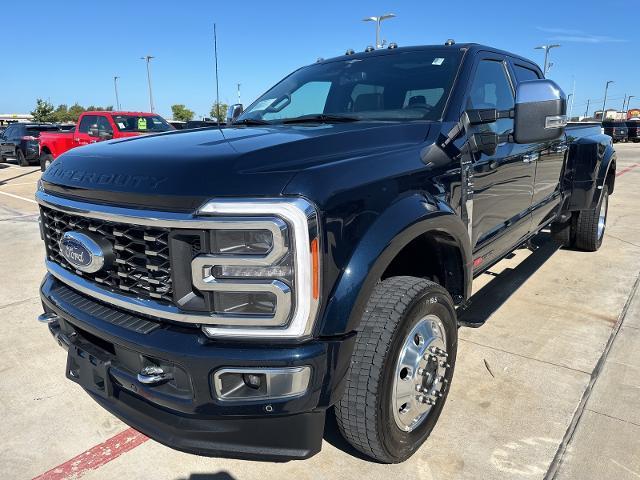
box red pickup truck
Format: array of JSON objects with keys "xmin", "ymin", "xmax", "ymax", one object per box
[{"xmin": 38, "ymin": 111, "xmax": 174, "ymax": 170}]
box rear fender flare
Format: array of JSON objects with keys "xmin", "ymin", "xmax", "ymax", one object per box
[
  {"xmin": 593, "ymin": 145, "xmax": 616, "ymax": 205},
  {"xmin": 318, "ymin": 194, "xmax": 472, "ymax": 337}
]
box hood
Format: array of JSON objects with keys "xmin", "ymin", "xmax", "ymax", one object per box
[{"xmin": 41, "ymin": 122, "xmax": 430, "ymax": 210}]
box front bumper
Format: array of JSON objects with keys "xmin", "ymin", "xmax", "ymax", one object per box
[{"xmin": 40, "ymin": 274, "xmax": 355, "ymax": 460}]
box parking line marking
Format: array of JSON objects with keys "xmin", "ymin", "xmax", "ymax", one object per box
[
  {"xmin": 32, "ymin": 428, "xmax": 148, "ymax": 480},
  {"xmin": 0, "ymin": 181, "xmax": 39, "ymax": 187},
  {"xmin": 617, "ymin": 163, "xmax": 640, "ymax": 177},
  {"xmin": 0, "ymin": 190, "xmax": 37, "ymax": 204}
]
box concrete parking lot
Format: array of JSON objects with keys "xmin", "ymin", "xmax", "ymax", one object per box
[{"xmin": 1, "ymin": 145, "xmax": 640, "ymax": 480}]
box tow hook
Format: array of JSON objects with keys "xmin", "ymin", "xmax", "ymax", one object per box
[{"xmin": 137, "ymin": 365, "xmax": 173, "ymax": 385}]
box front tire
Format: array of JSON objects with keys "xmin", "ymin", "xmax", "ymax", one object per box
[
  {"xmin": 574, "ymin": 186, "xmax": 609, "ymax": 251},
  {"xmin": 335, "ymin": 276, "xmax": 458, "ymax": 463},
  {"xmin": 16, "ymin": 149, "xmax": 29, "ymax": 167},
  {"xmin": 40, "ymin": 153, "xmax": 54, "ymax": 171}
]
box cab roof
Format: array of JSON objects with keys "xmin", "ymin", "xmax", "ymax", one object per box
[{"xmin": 316, "ymin": 43, "xmax": 540, "ymax": 70}]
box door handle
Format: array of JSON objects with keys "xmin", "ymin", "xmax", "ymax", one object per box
[{"xmin": 522, "ymin": 153, "xmax": 540, "ymax": 163}]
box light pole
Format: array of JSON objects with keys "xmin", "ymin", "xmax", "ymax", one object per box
[
  {"xmin": 602, "ymin": 80, "xmax": 614, "ymax": 121},
  {"xmin": 113, "ymin": 76, "xmax": 121, "ymax": 111},
  {"xmin": 237, "ymin": 83, "xmax": 241, "ymax": 104},
  {"xmin": 567, "ymin": 93, "xmax": 573, "ymax": 118},
  {"xmin": 624, "ymin": 95, "xmax": 635, "ymax": 111},
  {"xmin": 535, "ymin": 44, "xmax": 561, "ymax": 76},
  {"xmin": 362, "ymin": 13, "xmax": 396, "ymax": 49},
  {"xmin": 585, "ymin": 99, "xmax": 591, "ymax": 118},
  {"xmin": 140, "ymin": 55, "xmax": 155, "ymax": 112}
]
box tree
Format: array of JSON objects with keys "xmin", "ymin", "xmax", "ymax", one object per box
[
  {"xmin": 52, "ymin": 104, "xmax": 69, "ymax": 123},
  {"xmin": 210, "ymin": 102, "xmax": 229, "ymax": 122},
  {"xmin": 67, "ymin": 103, "xmax": 86, "ymax": 122},
  {"xmin": 31, "ymin": 99, "xmax": 56, "ymax": 123},
  {"xmin": 171, "ymin": 104, "xmax": 195, "ymax": 122}
]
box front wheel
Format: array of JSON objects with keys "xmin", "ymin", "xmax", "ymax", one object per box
[
  {"xmin": 40, "ymin": 153, "xmax": 54, "ymax": 171},
  {"xmin": 16, "ymin": 149, "xmax": 29, "ymax": 167},
  {"xmin": 574, "ymin": 186, "xmax": 609, "ymax": 251},
  {"xmin": 335, "ymin": 276, "xmax": 457, "ymax": 463}
]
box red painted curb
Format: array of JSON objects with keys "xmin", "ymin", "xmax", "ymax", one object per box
[{"xmin": 33, "ymin": 428, "xmax": 148, "ymax": 480}]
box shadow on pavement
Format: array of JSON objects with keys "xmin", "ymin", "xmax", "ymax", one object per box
[
  {"xmin": 178, "ymin": 472, "xmax": 236, "ymax": 480},
  {"xmin": 458, "ymin": 233, "xmax": 560, "ymax": 327}
]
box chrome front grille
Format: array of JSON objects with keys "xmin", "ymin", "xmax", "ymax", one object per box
[{"xmin": 40, "ymin": 205, "xmax": 173, "ymax": 303}]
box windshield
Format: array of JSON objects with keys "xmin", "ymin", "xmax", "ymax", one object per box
[
  {"xmin": 111, "ymin": 115, "xmax": 173, "ymax": 133},
  {"xmin": 239, "ymin": 49, "xmax": 462, "ymax": 124}
]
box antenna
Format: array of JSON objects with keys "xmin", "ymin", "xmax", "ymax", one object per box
[{"xmin": 214, "ymin": 23, "xmax": 220, "ymax": 126}]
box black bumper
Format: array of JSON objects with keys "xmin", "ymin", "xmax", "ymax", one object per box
[{"xmin": 41, "ymin": 274, "xmax": 355, "ymax": 460}]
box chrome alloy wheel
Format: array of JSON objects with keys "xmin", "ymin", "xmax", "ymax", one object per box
[
  {"xmin": 597, "ymin": 190, "xmax": 608, "ymax": 240},
  {"xmin": 392, "ymin": 314, "xmax": 449, "ymax": 432}
]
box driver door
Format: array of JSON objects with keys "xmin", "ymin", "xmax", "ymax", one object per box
[
  {"xmin": 465, "ymin": 55, "xmax": 536, "ymax": 266},
  {"xmin": 74, "ymin": 115, "xmax": 98, "ymax": 147}
]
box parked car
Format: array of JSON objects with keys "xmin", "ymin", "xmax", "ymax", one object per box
[
  {"xmin": 626, "ymin": 121, "xmax": 640, "ymax": 142},
  {"xmin": 37, "ymin": 42, "xmax": 615, "ymax": 463},
  {"xmin": 38, "ymin": 111, "xmax": 174, "ymax": 170},
  {"xmin": 602, "ymin": 121, "xmax": 629, "ymax": 142},
  {"xmin": 185, "ymin": 119, "xmax": 221, "ymax": 129},
  {"xmin": 0, "ymin": 123, "xmax": 62, "ymax": 166},
  {"xmin": 168, "ymin": 120, "xmax": 187, "ymax": 130}
]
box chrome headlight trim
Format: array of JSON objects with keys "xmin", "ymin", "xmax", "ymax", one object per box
[{"xmin": 197, "ymin": 197, "xmax": 320, "ymax": 339}]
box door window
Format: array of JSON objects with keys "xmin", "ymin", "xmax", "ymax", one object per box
[
  {"xmin": 467, "ymin": 60, "xmax": 514, "ymax": 134},
  {"xmin": 78, "ymin": 115, "xmax": 99, "ymax": 134}
]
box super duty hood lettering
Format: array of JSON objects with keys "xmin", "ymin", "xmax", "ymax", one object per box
[{"xmin": 48, "ymin": 167, "xmax": 167, "ymax": 189}]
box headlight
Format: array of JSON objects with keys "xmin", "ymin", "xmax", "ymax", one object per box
[{"xmin": 192, "ymin": 198, "xmax": 320, "ymax": 339}]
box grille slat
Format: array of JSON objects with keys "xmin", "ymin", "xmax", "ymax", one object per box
[{"xmin": 41, "ymin": 206, "xmax": 174, "ymax": 304}]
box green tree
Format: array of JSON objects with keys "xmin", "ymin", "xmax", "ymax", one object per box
[
  {"xmin": 53, "ymin": 104, "xmax": 73, "ymax": 123},
  {"xmin": 67, "ymin": 103, "xmax": 86, "ymax": 122},
  {"xmin": 86, "ymin": 105, "xmax": 113, "ymax": 112},
  {"xmin": 171, "ymin": 104, "xmax": 195, "ymax": 122},
  {"xmin": 31, "ymin": 99, "xmax": 56, "ymax": 123},
  {"xmin": 210, "ymin": 102, "xmax": 229, "ymax": 122}
]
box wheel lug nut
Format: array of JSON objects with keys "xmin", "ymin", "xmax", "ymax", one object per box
[
  {"xmin": 415, "ymin": 384, "xmax": 423, "ymax": 392},
  {"xmin": 417, "ymin": 368, "xmax": 424, "ymax": 375}
]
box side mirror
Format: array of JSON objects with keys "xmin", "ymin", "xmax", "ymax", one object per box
[
  {"xmin": 514, "ymin": 79, "xmax": 567, "ymax": 144},
  {"xmin": 227, "ymin": 104, "xmax": 243, "ymax": 124},
  {"xmin": 88, "ymin": 126, "xmax": 100, "ymax": 137},
  {"xmin": 99, "ymin": 131, "xmax": 113, "ymax": 140}
]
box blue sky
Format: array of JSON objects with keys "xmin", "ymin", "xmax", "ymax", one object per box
[{"xmin": 2, "ymin": 0, "xmax": 635, "ymax": 119}]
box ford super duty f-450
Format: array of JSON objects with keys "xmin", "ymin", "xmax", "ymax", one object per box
[{"xmin": 37, "ymin": 43, "xmax": 615, "ymax": 463}]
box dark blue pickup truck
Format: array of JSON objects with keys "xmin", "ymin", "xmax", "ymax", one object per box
[{"xmin": 37, "ymin": 42, "xmax": 615, "ymax": 463}]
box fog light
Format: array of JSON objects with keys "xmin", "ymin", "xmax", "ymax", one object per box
[
  {"xmin": 213, "ymin": 367, "xmax": 311, "ymax": 402},
  {"xmin": 243, "ymin": 373, "xmax": 263, "ymax": 389}
]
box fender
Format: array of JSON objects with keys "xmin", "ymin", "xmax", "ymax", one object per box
[
  {"xmin": 319, "ymin": 193, "xmax": 472, "ymax": 337},
  {"xmin": 593, "ymin": 145, "xmax": 616, "ymax": 203},
  {"xmin": 566, "ymin": 137, "xmax": 615, "ymax": 211}
]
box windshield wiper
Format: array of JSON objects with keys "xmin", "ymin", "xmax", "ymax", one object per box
[
  {"xmin": 232, "ymin": 118, "xmax": 272, "ymax": 126},
  {"xmin": 280, "ymin": 114, "xmax": 360, "ymax": 124}
]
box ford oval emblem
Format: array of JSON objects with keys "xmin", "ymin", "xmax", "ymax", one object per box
[{"xmin": 59, "ymin": 231, "xmax": 107, "ymax": 273}]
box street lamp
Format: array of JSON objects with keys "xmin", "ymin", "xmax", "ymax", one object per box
[
  {"xmin": 602, "ymin": 80, "xmax": 614, "ymax": 121},
  {"xmin": 567, "ymin": 93, "xmax": 573, "ymax": 118},
  {"xmin": 362, "ymin": 13, "xmax": 396, "ymax": 49},
  {"xmin": 140, "ymin": 55, "xmax": 155, "ymax": 112},
  {"xmin": 113, "ymin": 76, "xmax": 121, "ymax": 111},
  {"xmin": 625, "ymin": 95, "xmax": 635, "ymax": 115},
  {"xmin": 535, "ymin": 44, "xmax": 561, "ymax": 76}
]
